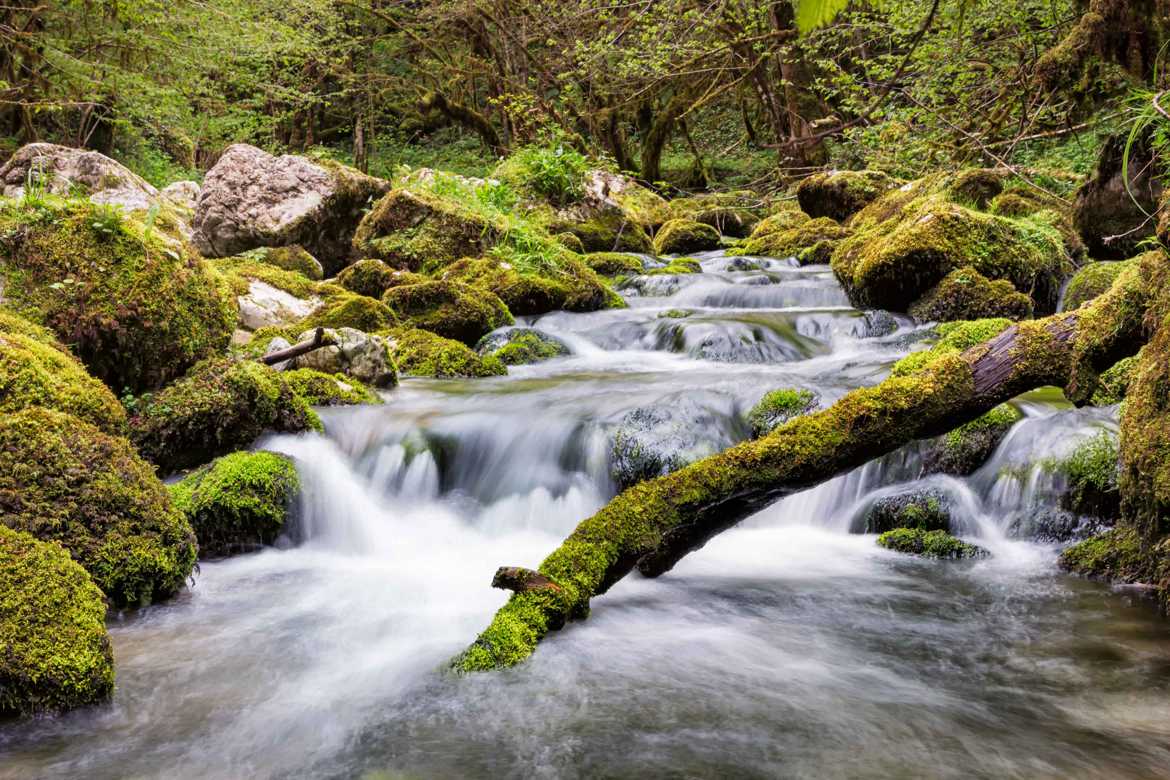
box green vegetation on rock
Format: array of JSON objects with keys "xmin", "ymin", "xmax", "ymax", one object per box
[
  {"xmin": 170, "ymin": 451, "xmax": 300, "ymax": 557},
  {"xmin": 730, "ymin": 216, "xmax": 850, "ymax": 263},
  {"xmin": 909, "ymin": 266, "xmax": 1034, "ymax": 323},
  {"xmin": 0, "ymin": 526, "xmax": 114, "ymax": 716},
  {"xmin": 652, "ymin": 218, "xmax": 721, "ymax": 255},
  {"xmin": 382, "ymin": 280, "xmax": 512, "ymax": 345},
  {"xmin": 301, "ymin": 292, "xmax": 399, "ymax": 332},
  {"xmin": 877, "ymin": 528, "xmax": 986, "ymax": 559},
  {"xmin": 747, "ymin": 388, "xmax": 818, "ymax": 437},
  {"xmin": 388, "ymin": 327, "xmax": 507, "ymax": 378},
  {"xmin": 796, "ymin": 170, "xmax": 900, "ymax": 222},
  {"xmin": 583, "ymin": 252, "xmax": 645, "ymax": 277},
  {"xmin": 925, "ymin": 404, "xmax": 1022, "ymax": 476},
  {"xmin": 891, "ymin": 318, "xmax": 1012, "ymax": 376},
  {"xmin": 0, "ymin": 407, "xmax": 197, "ymax": 606},
  {"xmin": 1063, "ymin": 258, "xmax": 1137, "ymax": 311}
]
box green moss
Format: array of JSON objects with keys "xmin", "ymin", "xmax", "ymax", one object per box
[
  {"xmin": 611, "ymin": 182, "xmax": 672, "ymax": 230},
  {"xmin": 0, "ymin": 328, "xmax": 127, "ymax": 434},
  {"xmin": 1091, "ymin": 356, "xmax": 1137, "ymax": 406},
  {"xmin": 550, "ymin": 210, "xmax": 654, "ymax": 253},
  {"xmin": 553, "ymin": 231, "xmax": 586, "ymax": 253},
  {"xmin": 863, "ymin": 490, "xmax": 950, "ymax": 534},
  {"xmin": 1064, "ymin": 259, "xmax": 1135, "ymax": 310},
  {"xmin": 877, "ymin": 528, "xmax": 986, "ymax": 559},
  {"xmin": 0, "ymin": 407, "xmax": 198, "ymax": 606},
  {"xmin": 352, "ymin": 188, "xmax": 497, "ymax": 272},
  {"xmin": 927, "ymin": 403, "xmax": 1022, "ymax": 475},
  {"xmin": 441, "ymin": 256, "xmax": 621, "ymax": 316},
  {"xmin": 169, "ymin": 451, "xmax": 300, "ymax": 557},
  {"xmin": 892, "ymin": 318, "xmax": 1012, "ymax": 376},
  {"xmin": 382, "ymin": 280, "xmax": 513, "ymax": 345},
  {"xmin": 796, "ymin": 170, "xmax": 900, "ymax": 222},
  {"xmin": 336, "ymin": 258, "xmax": 419, "ymax": 299},
  {"xmin": 909, "ymin": 266, "xmax": 1034, "ymax": 323},
  {"xmin": 658, "ymin": 309, "xmax": 693, "ymax": 319},
  {"xmin": 668, "ymin": 191, "xmax": 765, "ymax": 238},
  {"xmin": 0, "ymin": 526, "xmax": 114, "ymax": 716},
  {"xmin": 301, "ymin": 292, "xmax": 398, "ymax": 332},
  {"xmin": 1055, "ymin": 431, "xmax": 1121, "ymax": 520},
  {"xmin": 752, "ymin": 205, "xmax": 811, "ymax": 235},
  {"xmin": 0, "ymin": 306, "xmax": 60, "ymax": 343},
  {"xmin": 584, "ymin": 252, "xmax": 645, "ymax": 277},
  {"xmin": 0, "ymin": 197, "xmax": 236, "ymax": 392},
  {"xmin": 1060, "ymin": 527, "xmax": 1149, "ymax": 581},
  {"xmin": 747, "ymin": 388, "xmax": 817, "ymax": 437},
  {"xmin": 652, "ymin": 218, "xmax": 721, "ymax": 255},
  {"xmin": 281, "ymin": 368, "xmax": 381, "ymax": 405},
  {"xmin": 487, "ymin": 331, "xmax": 569, "ymax": 366},
  {"xmin": 128, "ymin": 357, "xmax": 322, "ymax": 475},
  {"xmin": 211, "ymin": 256, "xmax": 325, "ymax": 300},
  {"xmin": 237, "ymin": 245, "xmax": 323, "ymax": 281},
  {"xmin": 388, "ymin": 327, "xmax": 507, "ymax": 378},
  {"xmin": 647, "ymin": 257, "xmax": 703, "ymax": 276},
  {"xmin": 730, "ymin": 216, "xmax": 851, "ymax": 262}
]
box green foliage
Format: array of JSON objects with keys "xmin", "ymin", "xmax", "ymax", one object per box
[
  {"xmin": 0, "ymin": 407, "xmax": 198, "ymax": 606},
  {"xmin": 877, "ymin": 528, "xmax": 987, "ymax": 559},
  {"xmin": 170, "ymin": 451, "xmax": 300, "ymax": 557},
  {"xmin": 0, "ymin": 526, "xmax": 114, "ymax": 716},
  {"xmin": 495, "ymin": 141, "xmax": 590, "ymax": 206},
  {"xmin": 796, "ymin": 0, "xmax": 851, "ymax": 31},
  {"xmin": 892, "ymin": 318, "xmax": 1012, "ymax": 376},
  {"xmin": 1055, "ymin": 431, "xmax": 1121, "ymax": 519}
]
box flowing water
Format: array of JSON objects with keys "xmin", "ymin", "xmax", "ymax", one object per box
[{"xmin": 5, "ymin": 252, "xmax": 1170, "ymax": 779}]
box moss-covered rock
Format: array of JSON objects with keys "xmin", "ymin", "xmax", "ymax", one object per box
[
  {"xmin": 286, "ymin": 328, "xmax": 397, "ymax": 388},
  {"xmin": 730, "ymin": 216, "xmax": 850, "ymax": 263},
  {"xmin": 388, "ymin": 327, "xmax": 506, "ymax": 378},
  {"xmin": 170, "ymin": 451, "xmax": 300, "ymax": 557},
  {"xmin": 749, "ymin": 206, "xmax": 811, "ymax": 236},
  {"xmin": 212, "ymin": 256, "xmax": 327, "ymax": 300},
  {"xmin": 923, "ymin": 403, "xmax": 1022, "ymax": 476},
  {"xmin": 281, "ymin": 368, "xmax": 381, "ymax": 406},
  {"xmin": 646, "ymin": 257, "xmax": 703, "ymax": 276},
  {"xmin": 335, "ymin": 258, "xmax": 420, "ymax": 299},
  {"xmin": 1063, "ymin": 258, "xmax": 1137, "ymax": 311},
  {"xmin": 1118, "ymin": 313, "xmax": 1170, "ymax": 542},
  {"xmin": 796, "ymin": 170, "xmax": 900, "ymax": 222},
  {"xmin": 0, "ymin": 198, "xmax": 236, "ymax": 392},
  {"xmin": 583, "ymin": 252, "xmax": 645, "ymax": 277},
  {"xmin": 440, "ymin": 256, "xmax": 622, "ymax": 316},
  {"xmin": 0, "ymin": 526, "xmax": 114, "ymax": 716},
  {"xmin": 652, "ymin": 218, "xmax": 721, "ymax": 255},
  {"xmin": 1090, "ymin": 356, "xmax": 1137, "ymax": 406},
  {"xmin": 861, "ymin": 489, "xmax": 951, "ymax": 534},
  {"xmin": 747, "ymin": 388, "xmax": 818, "ymax": 438},
  {"xmin": 300, "ymin": 292, "xmax": 399, "ymax": 333},
  {"xmin": 891, "ymin": 318, "xmax": 1012, "ymax": 377},
  {"xmin": 908, "ymin": 266, "xmax": 1034, "ymax": 323},
  {"xmin": 877, "ymin": 528, "xmax": 987, "ymax": 559},
  {"xmin": 0, "ymin": 326, "xmax": 127, "ymax": 434},
  {"xmin": 657, "ymin": 308, "xmax": 693, "ymax": 319},
  {"xmin": 0, "ymin": 408, "xmax": 197, "ymax": 606},
  {"xmin": 549, "ymin": 210, "xmax": 654, "ymax": 253},
  {"xmin": 668, "ymin": 191, "xmax": 765, "ymax": 237},
  {"xmin": 553, "ymin": 231, "xmax": 586, "ymax": 253},
  {"xmin": 477, "ymin": 328, "xmax": 569, "ymax": 366},
  {"xmin": 245, "ymin": 245, "xmax": 323, "ymax": 280},
  {"xmin": 382, "ymin": 280, "xmax": 513, "ymax": 345},
  {"xmin": 352, "ymin": 188, "xmax": 497, "ymax": 272},
  {"xmin": 1054, "ymin": 431, "xmax": 1121, "ymax": 521},
  {"xmin": 128, "ymin": 357, "xmax": 321, "ymax": 475},
  {"xmin": 1060, "ymin": 527, "xmax": 1157, "ymax": 583}
]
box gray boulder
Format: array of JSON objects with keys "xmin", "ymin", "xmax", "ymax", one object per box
[
  {"xmin": 193, "ymin": 144, "xmax": 389, "ymax": 274},
  {"xmin": 609, "ymin": 395, "xmax": 742, "ymax": 489},
  {"xmin": 0, "ymin": 143, "xmax": 158, "ymax": 211},
  {"xmin": 289, "ymin": 327, "xmax": 397, "ymax": 387}
]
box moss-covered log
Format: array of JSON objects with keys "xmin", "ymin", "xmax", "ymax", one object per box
[{"xmin": 455, "ymin": 258, "xmax": 1155, "ymax": 672}]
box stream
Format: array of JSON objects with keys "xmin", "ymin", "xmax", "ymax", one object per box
[{"xmin": 5, "ymin": 252, "xmax": 1170, "ymax": 778}]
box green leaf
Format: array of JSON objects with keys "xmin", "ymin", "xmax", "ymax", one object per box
[{"xmin": 795, "ymin": 0, "xmax": 851, "ymax": 31}]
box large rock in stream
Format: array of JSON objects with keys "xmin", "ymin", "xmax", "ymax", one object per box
[{"xmin": 194, "ymin": 144, "xmax": 390, "ymax": 274}]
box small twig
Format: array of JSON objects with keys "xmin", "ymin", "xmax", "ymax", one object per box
[{"xmin": 260, "ymin": 327, "xmax": 336, "ymax": 366}]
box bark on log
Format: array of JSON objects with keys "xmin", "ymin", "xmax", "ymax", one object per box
[
  {"xmin": 453, "ymin": 258, "xmax": 1156, "ymax": 673},
  {"xmin": 260, "ymin": 327, "xmax": 336, "ymax": 366}
]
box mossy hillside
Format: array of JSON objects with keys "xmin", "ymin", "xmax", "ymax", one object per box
[
  {"xmin": 1090, "ymin": 356, "xmax": 1137, "ymax": 406},
  {"xmin": 891, "ymin": 318, "xmax": 1012, "ymax": 377},
  {"xmin": 908, "ymin": 266, "xmax": 1034, "ymax": 323},
  {"xmin": 0, "ymin": 197, "xmax": 236, "ymax": 392},
  {"xmin": 440, "ymin": 256, "xmax": 623, "ymax": 316},
  {"xmin": 1063, "ymin": 258, "xmax": 1137, "ymax": 311},
  {"xmin": 300, "ymin": 292, "xmax": 399, "ymax": 333},
  {"xmin": 128, "ymin": 357, "xmax": 322, "ymax": 475},
  {"xmin": 170, "ymin": 451, "xmax": 300, "ymax": 557},
  {"xmin": 796, "ymin": 170, "xmax": 900, "ymax": 222},
  {"xmin": 831, "ymin": 195, "xmax": 1068, "ymax": 313},
  {"xmin": 652, "ymin": 219, "xmax": 721, "ymax": 255},
  {"xmin": 387, "ymin": 327, "xmax": 507, "ymax": 378},
  {"xmin": 0, "ymin": 407, "xmax": 198, "ymax": 606},
  {"xmin": 336, "ymin": 258, "xmax": 422, "ymax": 299},
  {"xmin": 747, "ymin": 388, "xmax": 818, "ymax": 438},
  {"xmin": 730, "ymin": 216, "xmax": 850, "ymax": 263},
  {"xmin": 877, "ymin": 528, "xmax": 986, "ymax": 559},
  {"xmin": 0, "ymin": 328, "xmax": 127, "ymax": 434},
  {"xmin": 668, "ymin": 190, "xmax": 766, "ymax": 238},
  {"xmin": 383, "ymin": 280, "xmax": 513, "ymax": 345},
  {"xmin": 584, "ymin": 252, "xmax": 645, "ymax": 277},
  {"xmin": 455, "ymin": 349, "xmax": 987, "ymax": 672},
  {"xmin": 924, "ymin": 403, "xmax": 1022, "ymax": 476},
  {"xmin": 0, "ymin": 526, "xmax": 114, "ymax": 716}
]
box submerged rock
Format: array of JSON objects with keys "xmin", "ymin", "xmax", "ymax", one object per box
[
  {"xmin": 170, "ymin": 451, "xmax": 301, "ymax": 558},
  {"xmin": 877, "ymin": 528, "xmax": 987, "ymax": 559},
  {"xmin": 476, "ymin": 328, "xmax": 569, "ymax": 366},
  {"xmin": 0, "ymin": 407, "xmax": 197, "ymax": 606},
  {"xmin": 194, "ymin": 144, "xmax": 389, "ymax": 274},
  {"xmin": 0, "ymin": 526, "xmax": 114, "ymax": 716},
  {"xmin": 609, "ymin": 396, "xmax": 742, "ymax": 489},
  {"xmin": 746, "ymin": 387, "xmax": 818, "ymax": 437},
  {"xmin": 1006, "ymin": 507, "xmax": 1108, "ymax": 544}
]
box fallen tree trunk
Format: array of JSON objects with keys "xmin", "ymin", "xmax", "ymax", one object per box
[
  {"xmin": 454, "ymin": 255, "xmax": 1159, "ymax": 673},
  {"xmin": 259, "ymin": 327, "xmax": 335, "ymax": 366}
]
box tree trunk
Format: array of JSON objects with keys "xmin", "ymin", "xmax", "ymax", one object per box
[
  {"xmin": 454, "ymin": 257, "xmax": 1157, "ymax": 673},
  {"xmin": 640, "ymin": 92, "xmax": 690, "ymax": 184},
  {"xmin": 419, "ymin": 91, "xmax": 505, "ymax": 155}
]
